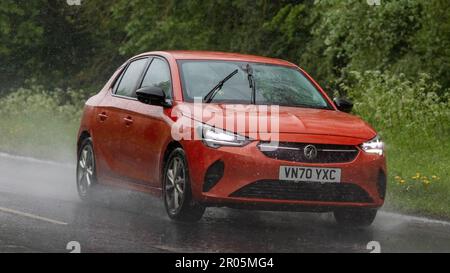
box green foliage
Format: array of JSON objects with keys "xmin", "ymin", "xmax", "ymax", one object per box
[
  {"xmin": 1, "ymin": 0, "xmax": 449, "ymax": 93},
  {"xmin": 261, "ymin": 3, "xmax": 313, "ymax": 60},
  {"xmin": 341, "ymin": 71, "xmax": 450, "ymax": 218},
  {"xmin": 0, "ymin": 85, "xmax": 86, "ymax": 161},
  {"xmin": 0, "ymin": 0, "xmax": 43, "ymax": 90},
  {"xmin": 109, "ymin": 0, "xmax": 298, "ymax": 56},
  {"xmin": 0, "ymin": 84, "xmax": 86, "ymax": 119},
  {"xmin": 308, "ymin": 0, "xmax": 450, "ymax": 91},
  {"xmin": 341, "ymin": 71, "xmax": 450, "ymax": 138},
  {"xmin": 0, "ymin": 0, "xmax": 126, "ymax": 92},
  {"xmin": 403, "ymin": 0, "xmax": 450, "ymax": 91}
]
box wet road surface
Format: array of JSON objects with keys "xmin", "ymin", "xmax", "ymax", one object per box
[{"xmin": 0, "ymin": 154, "xmax": 449, "ymax": 253}]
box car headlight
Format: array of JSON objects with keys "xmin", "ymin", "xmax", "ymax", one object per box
[
  {"xmin": 197, "ymin": 124, "xmax": 251, "ymax": 148},
  {"xmin": 361, "ymin": 135, "xmax": 384, "ymax": 156}
]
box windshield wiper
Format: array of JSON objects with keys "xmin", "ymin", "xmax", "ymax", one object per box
[
  {"xmin": 245, "ymin": 63, "xmax": 256, "ymax": 104},
  {"xmin": 203, "ymin": 69, "xmax": 238, "ymax": 103}
]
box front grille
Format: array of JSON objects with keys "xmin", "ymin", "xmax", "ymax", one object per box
[
  {"xmin": 230, "ymin": 180, "xmax": 373, "ymax": 203},
  {"xmin": 258, "ymin": 142, "xmax": 359, "ymax": 163}
]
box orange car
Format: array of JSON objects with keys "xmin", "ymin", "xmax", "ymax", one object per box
[{"xmin": 77, "ymin": 51, "xmax": 386, "ymax": 226}]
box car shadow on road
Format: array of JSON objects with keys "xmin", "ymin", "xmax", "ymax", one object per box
[{"xmin": 71, "ymin": 186, "xmax": 376, "ymax": 252}]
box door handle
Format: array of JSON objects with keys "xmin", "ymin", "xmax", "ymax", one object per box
[
  {"xmin": 98, "ymin": 112, "xmax": 108, "ymax": 121},
  {"xmin": 123, "ymin": 116, "xmax": 133, "ymax": 126}
]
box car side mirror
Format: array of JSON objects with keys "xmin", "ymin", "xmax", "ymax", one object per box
[
  {"xmin": 136, "ymin": 86, "xmax": 171, "ymax": 107},
  {"xmin": 333, "ymin": 97, "xmax": 353, "ymax": 113}
]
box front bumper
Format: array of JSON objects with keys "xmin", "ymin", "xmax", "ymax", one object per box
[{"xmin": 182, "ymin": 134, "xmax": 386, "ymax": 211}]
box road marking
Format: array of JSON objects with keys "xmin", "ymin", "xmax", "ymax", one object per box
[
  {"xmin": 0, "ymin": 206, "xmax": 68, "ymax": 225},
  {"xmin": 0, "ymin": 152, "xmax": 72, "ymax": 168}
]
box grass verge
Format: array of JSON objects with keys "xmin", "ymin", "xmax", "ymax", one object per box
[{"xmin": 384, "ymin": 135, "xmax": 450, "ymax": 219}]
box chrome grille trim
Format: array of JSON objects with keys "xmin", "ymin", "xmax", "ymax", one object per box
[{"xmin": 258, "ymin": 142, "xmax": 359, "ymax": 163}]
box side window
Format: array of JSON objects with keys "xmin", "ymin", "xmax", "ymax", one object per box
[
  {"xmin": 112, "ymin": 66, "xmax": 125, "ymax": 92},
  {"xmin": 115, "ymin": 58, "xmax": 148, "ymax": 97},
  {"xmin": 141, "ymin": 58, "xmax": 172, "ymax": 98}
]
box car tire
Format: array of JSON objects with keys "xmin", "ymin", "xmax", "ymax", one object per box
[
  {"xmin": 333, "ymin": 208, "xmax": 377, "ymax": 227},
  {"xmin": 76, "ymin": 137, "xmax": 98, "ymax": 202},
  {"xmin": 163, "ymin": 148, "xmax": 205, "ymax": 222}
]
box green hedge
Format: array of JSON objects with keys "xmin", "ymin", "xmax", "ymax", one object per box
[
  {"xmin": 0, "ymin": 85, "xmax": 86, "ymax": 161},
  {"xmin": 341, "ymin": 71, "xmax": 450, "ymax": 218}
]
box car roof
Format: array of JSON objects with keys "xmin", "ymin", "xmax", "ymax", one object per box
[{"xmin": 136, "ymin": 50, "xmax": 298, "ymax": 67}]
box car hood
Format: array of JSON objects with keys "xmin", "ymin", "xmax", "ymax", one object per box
[{"xmin": 178, "ymin": 103, "xmax": 376, "ymax": 140}]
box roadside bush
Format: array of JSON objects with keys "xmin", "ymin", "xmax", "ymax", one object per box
[
  {"xmin": 341, "ymin": 71, "xmax": 450, "ymax": 138},
  {"xmin": 0, "ymin": 85, "xmax": 87, "ymax": 161},
  {"xmin": 340, "ymin": 71, "xmax": 450, "ymax": 218}
]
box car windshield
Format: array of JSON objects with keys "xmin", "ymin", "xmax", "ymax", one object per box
[{"xmin": 178, "ymin": 60, "xmax": 332, "ymax": 109}]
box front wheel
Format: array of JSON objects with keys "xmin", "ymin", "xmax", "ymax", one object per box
[
  {"xmin": 334, "ymin": 208, "xmax": 377, "ymax": 227},
  {"xmin": 163, "ymin": 148, "xmax": 205, "ymax": 222}
]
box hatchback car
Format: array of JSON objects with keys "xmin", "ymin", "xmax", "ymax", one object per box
[{"xmin": 77, "ymin": 51, "xmax": 386, "ymax": 227}]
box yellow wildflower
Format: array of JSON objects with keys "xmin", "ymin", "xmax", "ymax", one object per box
[{"xmin": 423, "ymin": 180, "xmax": 430, "ymax": 189}]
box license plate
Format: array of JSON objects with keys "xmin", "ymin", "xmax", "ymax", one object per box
[{"xmin": 279, "ymin": 166, "xmax": 341, "ymax": 183}]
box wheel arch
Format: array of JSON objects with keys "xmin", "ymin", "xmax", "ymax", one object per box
[
  {"xmin": 77, "ymin": 130, "xmax": 91, "ymax": 153},
  {"xmin": 160, "ymin": 141, "xmax": 184, "ymax": 187}
]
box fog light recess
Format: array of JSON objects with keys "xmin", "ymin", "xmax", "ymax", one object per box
[{"xmin": 203, "ymin": 160, "xmax": 225, "ymax": 192}]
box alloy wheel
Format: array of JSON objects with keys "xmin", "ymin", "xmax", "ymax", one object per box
[
  {"xmin": 77, "ymin": 144, "xmax": 95, "ymax": 197},
  {"xmin": 165, "ymin": 156, "xmax": 186, "ymax": 214}
]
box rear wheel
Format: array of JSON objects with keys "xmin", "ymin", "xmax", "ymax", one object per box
[
  {"xmin": 76, "ymin": 138, "xmax": 98, "ymax": 202},
  {"xmin": 334, "ymin": 208, "xmax": 377, "ymax": 227},
  {"xmin": 163, "ymin": 148, "xmax": 205, "ymax": 222}
]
